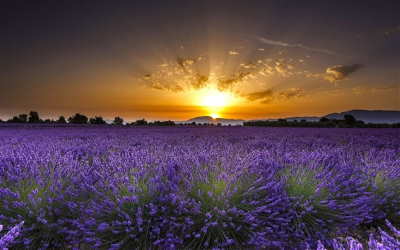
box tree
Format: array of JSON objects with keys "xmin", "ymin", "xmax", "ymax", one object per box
[
  {"xmin": 7, "ymin": 114, "xmax": 27, "ymax": 123},
  {"xmin": 19, "ymin": 114, "xmax": 28, "ymax": 123},
  {"xmin": 28, "ymin": 111, "xmax": 41, "ymax": 123},
  {"xmin": 113, "ymin": 116, "xmax": 124, "ymax": 125},
  {"xmin": 89, "ymin": 116, "xmax": 106, "ymax": 125},
  {"xmin": 134, "ymin": 119, "xmax": 147, "ymax": 126},
  {"xmin": 320, "ymin": 117, "xmax": 330, "ymax": 122},
  {"xmin": 43, "ymin": 119, "xmax": 53, "ymax": 123},
  {"xmin": 57, "ymin": 116, "xmax": 67, "ymax": 124},
  {"xmin": 68, "ymin": 113, "xmax": 88, "ymax": 124},
  {"xmin": 344, "ymin": 114, "xmax": 356, "ymax": 125}
]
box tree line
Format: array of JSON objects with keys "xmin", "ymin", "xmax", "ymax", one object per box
[
  {"xmin": 244, "ymin": 115, "xmax": 400, "ymax": 128},
  {"xmin": 1, "ymin": 112, "xmax": 399, "ymax": 128},
  {"xmin": 0, "ymin": 111, "xmax": 176, "ymax": 126}
]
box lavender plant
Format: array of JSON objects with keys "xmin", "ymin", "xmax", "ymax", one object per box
[
  {"xmin": 0, "ymin": 126, "xmax": 399, "ymax": 249},
  {"xmin": 0, "ymin": 221, "xmax": 24, "ymax": 249}
]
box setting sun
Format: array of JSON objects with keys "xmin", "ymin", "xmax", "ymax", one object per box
[
  {"xmin": 200, "ymin": 89, "xmax": 233, "ymax": 108},
  {"xmin": 195, "ymin": 88, "xmax": 237, "ymax": 118},
  {"xmin": 210, "ymin": 113, "xmax": 218, "ymax": 119}
]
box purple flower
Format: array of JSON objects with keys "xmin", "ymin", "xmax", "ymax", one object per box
[{"xmin": 0, "ymin": 221, "xmax": 24, "ymax": 249}]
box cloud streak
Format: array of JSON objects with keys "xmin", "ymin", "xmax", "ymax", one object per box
[{"xmin": 258, "ymin": 37, "xmax": 337, "ymax": 55}]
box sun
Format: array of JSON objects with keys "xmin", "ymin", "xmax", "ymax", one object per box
[
  {"xmin": 200, "ymin": 89, "xmax": 233, "ymax": 108},
  {"xmin": 192, "ymin": 86, "xmax": 238, "ymax": 118},
  {"xmin": 210, "ymin": 113, "xmax": 219, "ymax": 119}
]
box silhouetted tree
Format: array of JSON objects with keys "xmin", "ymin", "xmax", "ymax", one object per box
[
  {"xmin": 89, "ymin": 116, "xmax": 107, "ymax": 125},
  {"xmin": 320, "ymin": 117, "xmax": 330, "ymax": 122},
  {"xmin": 43, "ymin": 119, "xmax": 53, "ymax": 123},
  {"xmin": 68, "ymin": 113, "xmax": 88, "ymax": 124},
  {"xmin": 149, "ymin": 120, "xmax": 175, "ymax": 126},
  {"xmin": 113, "ymin": 116, "xmax": 124, "ymax": 125},
  {"xmin": 19, "ymin": 114, "xmax": 28, "ymax": 123},
  {"xmin": 134, "ymin": 119, "xmax": 147, "ymax": 126},
  {"xmin": 7, "ymin": 114, "xmax": 27, "ymax": 123},
  {"xmin": 57, "ymin": 116, "xmax": 67, "ymax": 124},
  {"xmin": 344, "ymin": 114, "xmax": 356, "ymax": 125},
  {"xmin": 28, "ymin": 111, "xmax": 41, "ymax": 123},
  {"xmin": 7, "ymin": 116, "xmax": 19, "ymax": 123}
]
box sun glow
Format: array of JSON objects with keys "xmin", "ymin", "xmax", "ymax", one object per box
[
  {"xmin": 199, "ymin": 89, "xmax": 233, "ymax": 108},
  {"xmin": 195, "ymin": 88, "xmax": 236, "ymax": 118},
  {"xmin": 210, "ymin": 113, "xmax": 219, "ymax": 119}
]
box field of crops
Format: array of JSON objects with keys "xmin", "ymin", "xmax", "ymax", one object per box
[{"xmin": 0, "ymin": 126, "xmax": 399, "ymax": 249}]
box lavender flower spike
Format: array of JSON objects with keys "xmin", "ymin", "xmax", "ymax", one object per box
[{"xmin": 0, "ymin": 221, "xmax": 24, "ymax": 249}]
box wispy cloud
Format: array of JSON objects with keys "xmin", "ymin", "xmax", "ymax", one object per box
[{"xmin": 257, "ymin": 37, "xmax": 337, "ymax": 55}]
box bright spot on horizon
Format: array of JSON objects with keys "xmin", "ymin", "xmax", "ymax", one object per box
[{"xmin": 196, "ymin": 87, "xmax": 237, "ymax": 118}]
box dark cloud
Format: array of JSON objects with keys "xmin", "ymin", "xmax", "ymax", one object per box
[
  {"xmin": 243, "ymin": 88, "xmax": 304, "ymax": 104},
  {"xmin": 278, "ymin": 88, "xmax": 304, "ymax": 98},
  {"xmin": 325, "ymin": 64, "xmax": 364, "ymax": 82},
  {"xmin": 217, "ymin": 72, "xmax": 251, "ymax": 91},
  {"xmin": 384, "ymin": 25, "xmax": 400, "ymax": 37},
  {"xmin": 244, "ymin": 89, "xmax": 274, "ymax": 101},
  {"xmin": 192, "ymin": 74, "xmax": 209, "ymax": 89}
]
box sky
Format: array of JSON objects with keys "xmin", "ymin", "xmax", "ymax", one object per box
[{"xmin": 1, "ymin": 0, "xmax": 399, "ymax": 121}]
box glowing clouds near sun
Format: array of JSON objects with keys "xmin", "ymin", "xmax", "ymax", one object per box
[
  {"xmin": 137, "ymin": 41, "xmax": 366, "ymax": 117},
  {"xmin": 138, "ymin": 52, "xmax": 310, "ymax": 107}
]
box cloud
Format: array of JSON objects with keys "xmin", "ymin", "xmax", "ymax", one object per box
[
  {"xmin": 325, "ymin": 64, "xmax": 363, "ymax": 82},
  {"xmin": 140, "ymin": 53, "xmax": 309, "ymax": 102},
  {"xmin": 141, "ymin": 54, "xmax": 307, "ymax": 94},
  {"xmin": 243, "ymin": 88, "xmax": 304, "ymax": 104},
  {"xmin": 228, "ymin": 51, "xmax": 239, "ymax": 55},
  {"xmin": 384, "ymin": 24, "xmax": 400, "ymax": 37},
  {"xmin": 278, "ymin": 88, "xmax": 304, "ymax": 98},
  {"xmin": 217, "ymin": 71, "xmax": 251, "ymax": 91},
  {"xmin": 244, "ymin": 89, "xmax": 274, "ymax": 101},
  {"xmin": 141, "ymin": 56, "xmax": 210, "ymax": 92},
  {"xmin": 258, "ymin": 36, "xmax": 337, "ymax": 55}
]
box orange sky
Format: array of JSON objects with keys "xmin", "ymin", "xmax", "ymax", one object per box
[{"xmin": 1, "ymin": 1, "xmax": 399, "ymax": 121}]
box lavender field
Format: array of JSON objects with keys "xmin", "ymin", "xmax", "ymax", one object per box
[{"xmin": 1, "ymin": 126, "xmax": 399, "ymax": 249}]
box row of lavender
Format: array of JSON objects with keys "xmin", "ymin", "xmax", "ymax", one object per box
[{"xmin": 0, "ymin": 127, "xmax": 399, "ymax": 249}]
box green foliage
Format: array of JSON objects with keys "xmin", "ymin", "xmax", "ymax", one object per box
[
  {"xmin": 0, "ymin": 177, "xmax": 78, "ymax": 248},
  {"xmin": 373, "ymin": 172, "xmax": 400, "ymax": 225},
  {"xmin": 281, "ymin": 167, "xmax": 343, "ymax": 239}
]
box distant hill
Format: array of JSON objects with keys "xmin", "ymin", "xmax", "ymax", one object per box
[
  {"xmin": 184, "ymin": 116, "xmax": 244, "ymax": 126},
  {"xmin": 324, "ymin": 110, "xmax": 400, "ymax": 124}
]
